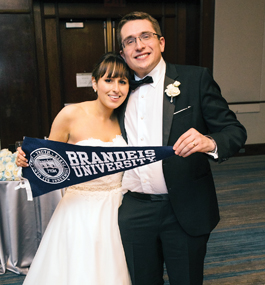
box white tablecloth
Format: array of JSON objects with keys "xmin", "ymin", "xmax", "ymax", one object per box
[{"xmin": 0, "ymin": 181, "xmax": 62, "ymax": 275}]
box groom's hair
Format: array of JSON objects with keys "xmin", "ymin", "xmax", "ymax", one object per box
[{"xmin": 117, "ymin": 11, "xmax": 162, "ymax": 49}]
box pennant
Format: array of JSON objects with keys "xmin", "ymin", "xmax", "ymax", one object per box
[{"xmin": 20, "ymin": 137, "xmax": 174, "ymax": 200}]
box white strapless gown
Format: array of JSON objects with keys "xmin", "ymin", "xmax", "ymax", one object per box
[{"xmin": 23, "ymin": 136, "xmax": 131, "ymax": 285}]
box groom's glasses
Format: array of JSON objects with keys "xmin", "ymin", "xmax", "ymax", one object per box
[{"xmin": 122, "ymin": 32, "xmax": 161, "ymax": 49}]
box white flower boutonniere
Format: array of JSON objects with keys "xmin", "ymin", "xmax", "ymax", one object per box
[{"xmin": 165, "ymin": 81, "xmax": 181, "ymax": 103}]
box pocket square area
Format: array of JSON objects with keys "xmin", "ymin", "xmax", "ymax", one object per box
[{"xmin": 174, "ymin": 106, "xmax": 191, "ymax": 115}]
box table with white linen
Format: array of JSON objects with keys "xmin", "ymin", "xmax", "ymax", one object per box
[{"xmin": 0, "ymin": 181, "xmax": 62, "ymax": 275}]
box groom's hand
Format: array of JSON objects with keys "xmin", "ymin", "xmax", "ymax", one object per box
[{"xmin": 173, "ymin": 128, "xmax": 216, "ymax": 157}]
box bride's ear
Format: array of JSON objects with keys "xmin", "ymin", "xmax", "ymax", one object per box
[{"xmin": 92, "ymin": 77, "xmax": 97, "ymax": 93}]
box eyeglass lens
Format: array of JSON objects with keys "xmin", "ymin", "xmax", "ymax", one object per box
[{"xmin": 123, "ymin": 32, "xmax": 159, "ymax": 48}]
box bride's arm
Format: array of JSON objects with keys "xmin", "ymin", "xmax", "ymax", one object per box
[
  {"xmin": 16, "ymin": 105, "xmax": 73, "ymax": 167},
  {"xmin": 48, "ymin": 106, "xmax": 72, "ymax": 143}
]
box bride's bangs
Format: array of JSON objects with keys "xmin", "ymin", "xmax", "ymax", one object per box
[
  {"xmin": 93, "ymin": 54, "xmax": 130, "ymax": 81},
  {"xmin": 105, "ymin": 62, "xmax": 129, "ymax": 80}
]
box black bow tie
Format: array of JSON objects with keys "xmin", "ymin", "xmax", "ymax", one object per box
[{"xmin": 129, "ymin": 76, "xmax": 153, "ymax": 91}]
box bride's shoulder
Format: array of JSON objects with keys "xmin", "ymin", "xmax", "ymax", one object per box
[{"xmin": 61, "ymin": 102, "xmax": 89, "ymax": 116}]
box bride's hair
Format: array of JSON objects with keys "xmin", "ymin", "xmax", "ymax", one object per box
[{"xmin": 92, "ymin": 52, "xmax": 131, "ymax": 82}]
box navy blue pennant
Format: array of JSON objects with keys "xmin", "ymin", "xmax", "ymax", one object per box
[{"xmin": 20, "ymin": 137, "xmax": 174, "ymax": 199}]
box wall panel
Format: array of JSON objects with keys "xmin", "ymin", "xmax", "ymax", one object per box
[
  {"xmin": 0, "ymin": 0, "xmax": 30, "ymax": 11},
  {"xmin": 0, "ymin": 13, "xmax": 40, "ymax": 148},
  {"xmin": 0, "ymin": 0, "xmax": 216, "ymax": 148},
  {"xmin": 214, "ymin": 0, "xmax": 265, "ymax": 145}
]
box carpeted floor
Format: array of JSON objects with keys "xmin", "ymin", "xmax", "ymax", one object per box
[
  {"xmin": 1, "ymin": 155, "xmax": 265, "ymax": 284},
  {"xmin": 203, "ymin": 154, "xmax": 265, "ymax": 285}
]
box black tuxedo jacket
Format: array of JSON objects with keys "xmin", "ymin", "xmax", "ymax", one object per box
[{"xmin": 118, "ymin": 62, "xmax": 247, "ymax": 237}]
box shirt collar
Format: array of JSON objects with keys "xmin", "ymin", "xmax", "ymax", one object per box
[{"xmin": 134, "ymin": 58, "xmax": 166, "ymax": 88}]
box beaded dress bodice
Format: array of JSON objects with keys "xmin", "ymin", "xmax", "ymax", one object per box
[{"xmin": 66, "ymin": 135, "xmax": 127, "ymax": 195}]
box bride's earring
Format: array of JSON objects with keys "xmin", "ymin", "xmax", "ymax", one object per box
[{"xmin": 92, "ymin": 77, "xmax": 97, "ymax": 94}]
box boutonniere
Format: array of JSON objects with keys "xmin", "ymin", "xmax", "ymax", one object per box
[{"xmin": 165, "ymin": 81, "xmax": 181, "ymax": 103}]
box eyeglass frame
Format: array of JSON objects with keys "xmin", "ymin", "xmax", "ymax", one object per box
[{"xmin": 121, "ymin": 32, "xmax": 162, "ymax": 49}]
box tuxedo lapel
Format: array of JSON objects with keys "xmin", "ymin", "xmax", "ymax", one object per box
[
  {"xmin": 120, "ymin": 62, "xmax": 180, "ymax": 146},
  {"xmin": 163, "ymin": 63, "xmax": 179, "ymax": 146}
]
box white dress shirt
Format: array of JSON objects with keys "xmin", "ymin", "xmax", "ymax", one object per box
[
  {"xmin": 122, "ymin": 58, "xmax": 218, "ymax": 194},
  {"xmin": 122, "ymin": 58, "xmax": 168, "ymax": 194}
]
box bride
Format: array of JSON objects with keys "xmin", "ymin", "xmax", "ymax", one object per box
[{"xmin": 16, "ymin": 52, "xmax": 131, "ymax": 285}]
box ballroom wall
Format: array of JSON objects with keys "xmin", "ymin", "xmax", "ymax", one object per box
[
  {"xmin": 213, "ymin": 0, "xmax": 265, "ymax": 146},
  {"xmin": 0, "ymin": 0, "xmax": 264, "ymax": 154},
  {"xmin": 0, "ymin": 0, "xmax": 41, "ymax": 149},
  {"xmin": 0, "ymin": 0, "xmax": 215, "ymax": 149}
]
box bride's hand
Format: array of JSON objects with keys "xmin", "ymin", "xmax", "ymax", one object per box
[{"xmin": 16, "ymin": 147, "xmax": 29, "ymax": 167}]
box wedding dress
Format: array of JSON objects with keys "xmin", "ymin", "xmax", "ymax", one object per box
[{"xmin": 23, "ymin": 136, "xmax": 131, "ymax": 285}]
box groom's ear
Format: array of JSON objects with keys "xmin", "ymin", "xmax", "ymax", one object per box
[{"xmin": 120, "ymin": 50, "xmax": 126, "ymax": 61}]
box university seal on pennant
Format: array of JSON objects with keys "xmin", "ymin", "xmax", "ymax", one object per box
[{"xmin": 29, "ymin": 148, "xmax": 70, "ymax": 184}]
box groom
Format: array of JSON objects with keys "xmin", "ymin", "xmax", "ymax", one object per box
[{"xmin": 116, "ymin": 11, "xmax": 247, "ymax": 285}]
